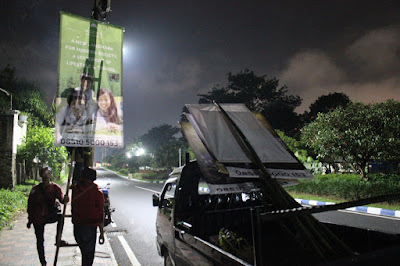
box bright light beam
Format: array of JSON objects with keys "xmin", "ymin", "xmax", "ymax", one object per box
[{"xmin": 135, "ymin": 148, "xmax": 145, "ymax": 156}]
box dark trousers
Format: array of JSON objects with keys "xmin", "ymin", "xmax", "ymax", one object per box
[
  {"xmin": 33, "ymin": 214, "xmax": 62, "ymax": 265},
  {"xmin": 74, "ymin": 225, "xmax": 97, "ymax": 266}
]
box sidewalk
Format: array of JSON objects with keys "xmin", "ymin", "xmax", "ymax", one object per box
[{"xmin": 0, "ymin": 202, "xmax": 117, "ymax": 265}]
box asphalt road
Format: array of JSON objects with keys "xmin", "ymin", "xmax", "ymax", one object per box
[
  {"xmin": 314, "ymin": 208, "xmax": 400, "ymax": 234},
  {"xmin": 95, "ymin": 168, "xmax": 400, "ymax": 265},
  {"xmin": 95, "ymin": 168, "xmax": 164, "ymax": 266}
]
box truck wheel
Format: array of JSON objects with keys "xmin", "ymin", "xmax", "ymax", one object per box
[{"xmin": 164, "ymin": 252, "xmax": 173, "ymax": 266}]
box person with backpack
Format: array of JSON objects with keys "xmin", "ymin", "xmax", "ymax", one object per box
[{"xmin": 27, "ymin": 167, "xmax": 69, "ymax": 266}]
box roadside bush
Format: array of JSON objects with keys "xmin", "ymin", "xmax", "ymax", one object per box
[
  {"xmin": 286, "ymin": 174, "xmax": 400, "ymax": 201},
  {"xmin": 0, "ymin": 189, "xmax": 27, "ymax": 231},
  {"xmin": 0, "ymin": 181, "xmax": 39, "ymax": 232},
  {"xmin": 133, "ymin": 170, "xmax": 169, "ymax": 180},
  {"xmin": 118, "ymin": 169, "xmax": 129, "ymax": 175}
]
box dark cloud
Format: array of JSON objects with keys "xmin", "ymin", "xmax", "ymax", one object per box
[
  {"xmin": 346, "ymin": 27, "xmax": 400, "ymax": 79},
  {"xmin": 279, "ymin": 26, "xmax": 400, "ymax": 112}
]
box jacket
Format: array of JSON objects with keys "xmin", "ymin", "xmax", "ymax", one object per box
[
  {"xmin": 72, "ymin": 179, "xmax": 104, "ymax": 226},
  {"xmin": 27, "ymin": 183, "xmax": 63, "ymax": 225}
]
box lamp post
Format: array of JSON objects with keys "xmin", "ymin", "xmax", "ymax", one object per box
[{"xmin": 0, "ymin": 88, "xmax": 12, "ymax": 110}]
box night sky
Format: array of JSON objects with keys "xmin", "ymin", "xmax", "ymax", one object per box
[{"xmin": 1, "ymin": 1, "xmax": 400, "ymax": 142}]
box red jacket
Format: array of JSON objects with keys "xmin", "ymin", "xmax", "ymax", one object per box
[
  {"xmin": 27, "ymin": 183, "xmax": 63, "ymax": 225},
  {"xmin": 72, "ymin": 179, "xmax": 104, "ymax": 226}
]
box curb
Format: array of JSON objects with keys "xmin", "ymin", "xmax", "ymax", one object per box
[
  {"xmin": 103, "ymin": 234, "xmax": 119, "ymax": 266},
  {"xmin": 295, "ymin": 198, "xmax": 400, "ymax": 218}
]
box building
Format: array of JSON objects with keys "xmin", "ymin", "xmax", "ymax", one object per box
[{"xmin": 0, "ymin": 110, "xmax": 27, "ymax": 188}]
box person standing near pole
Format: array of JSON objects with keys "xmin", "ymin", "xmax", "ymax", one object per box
[
  {"xmin": 71, "ymin": 167, "xmax": 105, "ymax": 266},
  {"xmin": 27, "ymin": 167, "xmax": 69, "ymax": 266}
]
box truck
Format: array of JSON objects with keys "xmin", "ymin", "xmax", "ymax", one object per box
[
  {"xmin": 152, "ymin": 103, "xmax": 400, "ymax": 265},
  {"xmin": 153, "ymin": 162, "xmax": 400, "ymax": 265}
]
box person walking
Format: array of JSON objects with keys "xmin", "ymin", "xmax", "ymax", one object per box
[
  {"xmin": 72, "ymin": 167, "xmax": 105, "ymax": 266},
  {"xmin": 27, "ymin": 167, "xmax": 69, "ymax": 266}
]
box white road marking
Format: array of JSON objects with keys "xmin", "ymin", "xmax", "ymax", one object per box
[
  {"xmin": 110, "ymin": 221, "xmax": 140, "ymax": 265},
  {"xmin": 134, "ymin": 186, "xmax": 160, "ymax": 194},
  {"xmin": 338, "ymin": 209, "xmax": 400, "ymax": 221},
  {"xmin": 118, "ymin": 235, "xmax": 141, "ymax": 266}
]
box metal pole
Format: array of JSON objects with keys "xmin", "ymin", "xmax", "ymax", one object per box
[
  {"xmin": 250, "ymin": 208, "xmax": 263, "ymax": 266},
  {"xmin": 54, "ymin": 149, "xmax": 75, "ymax": 266},
  {"xmin": 179, "ymin": 148, "xmax": 182, "ymax": 167}
]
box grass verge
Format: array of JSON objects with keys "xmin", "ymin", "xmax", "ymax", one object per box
[
  {"xmin": 0, "ymin": 180, "xmax": 38, "ymax": 232},
  {"xmin": 286, "ymin": 173, "xmax": 400, "ymax": 211}
]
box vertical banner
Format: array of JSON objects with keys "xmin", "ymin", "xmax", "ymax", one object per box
[{"xmin": 55, "ymin": 12, "xmax": 124, "ymax": 148}]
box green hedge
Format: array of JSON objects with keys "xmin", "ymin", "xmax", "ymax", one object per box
[
  {"xmin": 286, "ymin": 174, "xmax": 400, "ymax": 202},
  {"xmin": 133, "ymin": 170, "xmax": 169, "ymax": 180},
  {"xmin": 118, "ymin": 169, "xmax": 129, "ymax": 175},
  {"xmin": 0, "ymin": 189, "xmax": 27, "ymax": 231}
]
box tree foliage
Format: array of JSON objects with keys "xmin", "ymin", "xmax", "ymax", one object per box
[
  {"xmin": 303, "ymin": 92, "xmax": 351, "ymax": 123},
  {"xmin": 152, "ymin": 138, "xmax": 186, "ymax": 169},
  {"xmin": 197, "ymin": 69, "xmax": 302, "ymax": 134},
  {"xmin": 301, "ymin": 100, "xmax": 400, "ymax": 179},
  {"xmin": 103, "ymin": 124, "xmax": 188, "ymax": 171},
  {"xmin": 140, "ymin": 124, "xmax": 181, "ymax": 155},
  {"xmin": 276, "ymin": 130, "xmax": 322, "ymax": 174},
  {"xmin": 0, "ymin": 65, "xmax": 51, "ymax": 127},
  {"xmin": 139, "ymin": 124, "xmax": 188, "ymax": 169},
  {"xmin": 18, "ymin": 126, "xmax": 68, "ymax": 179}
]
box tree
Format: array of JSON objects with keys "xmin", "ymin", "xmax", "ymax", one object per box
[
  {"xmin": 303, "ymin": 92, "xmax": 351, "ymax": 123},
  {"xmin": 140, "ymin": 124, "xmax": 186, "ymax": 169},
  {"xmin": 198, "ymin": 69, "xmax": 302, "ymax": 134},
  {"xmin": 18, "ymin": 126, "xmax": 68, "ymax": 179},
  {"xmin": 106, "ymin": 124, "xmax": 187, "ymax": 170},
  {"xmin": 140, "ymin": 124, "xmax": 180, "ymax": 155},
  {"xmin": 102, "ymin": 149, "xmax": 126, "ymax": 169},
  {"xmin": 0, "ymin": 65, "xmax": 51, "ymax": 126},
  {"xmin": 301, "ymin": 100, "xmax": 400, "ymax": 179},
  {"xmin": 276, "ymin": 130, "xmax": 322, "ymax": 174},
  {"xmin": 152, "ymin": 138, "xmax": 184, "ymax": 169}
]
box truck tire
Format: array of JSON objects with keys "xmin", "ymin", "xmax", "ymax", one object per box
[{"xmin": 164, "ymin": 252, "xmax": 173, "ymax": 266}]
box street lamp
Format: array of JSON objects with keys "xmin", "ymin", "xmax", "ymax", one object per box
[
  {"xmin": 0, "ymin": 88, "xmax": 12, "ymax": 110},
  {"xmin": 134, "ymin": 148, "xmax": 145, "ymax": 156}
]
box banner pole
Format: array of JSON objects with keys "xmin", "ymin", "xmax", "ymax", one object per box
[{"xmin": 54, "ymin": 148, "xmax": 75, "ymax": 266}]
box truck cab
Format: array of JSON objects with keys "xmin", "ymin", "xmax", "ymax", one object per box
[{"xmin": 153, "ymin": 162, "xmax": 256, "ymax": 265}]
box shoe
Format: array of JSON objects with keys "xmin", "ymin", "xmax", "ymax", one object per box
[{"xmin": 55, "ymin": 240, "xmax": 69, "ymax": 246}]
